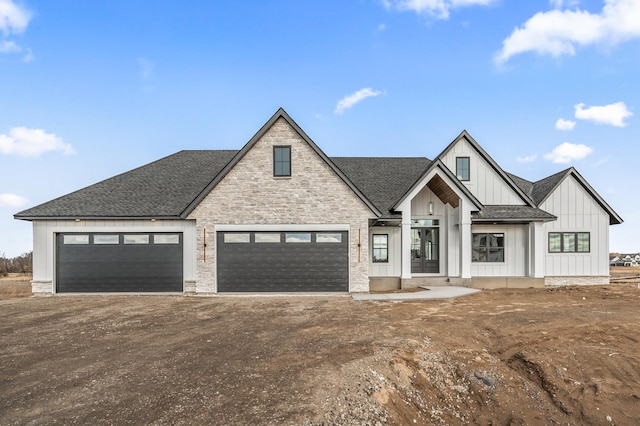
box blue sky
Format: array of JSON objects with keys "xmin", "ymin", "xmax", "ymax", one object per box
[{"xmin": 1, "ymin": 0, "xmax": 638, "ymax": 257}]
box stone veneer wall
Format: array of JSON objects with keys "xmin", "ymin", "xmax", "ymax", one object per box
[
  {"xmin": 188, "ymin": 118, "xmax": 374, "ymax": 293},
  {"xmin": 544, "ymin": 276, "xmax": 610, "ymax": 286}
]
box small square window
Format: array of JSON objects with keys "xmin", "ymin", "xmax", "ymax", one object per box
[
  {"xmin": 273, "ymin": 146, "xmax": 291, "ymax": 177},
  {"xmin": 456, "ymin": 157, "xmax": 470, "ymax": 181}
]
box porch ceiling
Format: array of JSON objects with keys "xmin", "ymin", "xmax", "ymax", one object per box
[{"xmin": 427, "ymin": 174, "xmax": 459, "ymax": 208}]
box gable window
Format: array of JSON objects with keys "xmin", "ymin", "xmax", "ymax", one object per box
[
  {"xmin": 548, "ymin": 232, "xmax": 590, "ymax": 253},
  {"xmin": 273, "ymin": 146, "xmax": 291, "ymax": 177},
  {"xmin": 456, "ymin": 157, "xmax": 470, "ymax": 181},
  {"xmin": 372, "ymin": 234, "xmax": 389, "ymax": 263},
  {"xmin": 472, "ymin": 233, "xmax": 504, "ymax": 262}
]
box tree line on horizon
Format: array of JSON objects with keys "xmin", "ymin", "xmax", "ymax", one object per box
[{"xmin": 0, "ymin": 252, "xmax": 32, "ymax": 277}]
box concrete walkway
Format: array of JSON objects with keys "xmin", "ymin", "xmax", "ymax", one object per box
[{"xmin": 352, "ymin": 286, "xmax": 481, "ymax": 301}]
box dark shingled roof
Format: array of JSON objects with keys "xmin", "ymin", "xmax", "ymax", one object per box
[
  {"xmin": 472, "ymin": 205, "xmax": 556, "ymax": 222},
  {"xmin": 530, "ymin": 168, "xmax": 570, "ymax": 205},
  {"xmin": 15, "ymin": 150, "xmax": 239, "ymax": 219},
  {"xmin": 331, "ymin": 157, "xmax": 432, "ymax": 218}
]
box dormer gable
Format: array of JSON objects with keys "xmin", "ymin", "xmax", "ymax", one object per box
[{"xmin": 436, "ymin": 131, "xmax": 534, "ymax": 207}]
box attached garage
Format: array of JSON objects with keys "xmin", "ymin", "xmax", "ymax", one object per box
[
  {"xmin": 56, "ymin": 233, "xmax": 183, "ymax": 293},
  {"xmin": 216, "ymin": 231, "xmax": 348, "ymax": 292}
]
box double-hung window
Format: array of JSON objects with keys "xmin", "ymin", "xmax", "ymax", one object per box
[
  {"xmin": 372, "ymin": 234, "xmax": 389, "ymax": 263},
  {"xmin": 273, "ymin": 146, "xmax": 291, "ymax": 177}
]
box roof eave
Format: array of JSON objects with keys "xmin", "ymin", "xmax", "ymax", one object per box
[{"xmin": 13, "ymin": 215, "xmax": 184, "ymax": 221}]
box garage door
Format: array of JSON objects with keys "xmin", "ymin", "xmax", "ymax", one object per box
[
  {"xmin": 217, "ymin": 231, "xmax": 348, "ymax": 292},
  {"xmin": 56, "ymin": 233, "xmax": 183, "ymax": 293}
]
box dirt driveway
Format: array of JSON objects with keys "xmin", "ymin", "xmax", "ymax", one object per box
[{"xmin": 1, "ymin": 285, "xmax": 640, "ymax": 425}]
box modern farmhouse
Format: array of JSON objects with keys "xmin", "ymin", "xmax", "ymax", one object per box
[{"xmin": 15, "ymin": 108, "xmax": 622, "ymax": 294}]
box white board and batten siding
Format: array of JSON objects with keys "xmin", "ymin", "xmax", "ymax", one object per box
[
  {"xmin": 440, "ymin": 138, "xmax": 525, "ymax": 206},
  {"xmin": 31, "ymin": 219, "xmax": 197, "ymax": 290},
  {"xmin": 540, "ymin": 176, "xmax": 610, "ymax": 277},
  {"xmin": 368, "ymin": 226, "xmax": 401, "ymax": 277},
  {"xmin": 470, "ymin": 224, "xmax": 528, "ymax": 277}
]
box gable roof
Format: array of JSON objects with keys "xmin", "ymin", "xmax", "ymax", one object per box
[
  {"xmin": 392, "ymin": 158, "xmax": 484, "ymax": 212},
  {"xmin": 506, "ymin": 167, "xmax": 622, "ymax": 225},
  {"xmin": 437, "ymin": 130, "xmax": 536, "ymax": 207},
  {"xmin": 180, "ymin": 108, "xmax": 382, "ymax": 218},
  {"xmin": 14, "ymin": 150, "xmax": 238, "ymax": 219}
]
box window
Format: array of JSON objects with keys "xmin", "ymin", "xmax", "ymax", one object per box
[
  {"xmin": 472, "ymin": 233, "xmax": 504, "ymax": 262},
  {"xmin": 273, "ymin": 146, "xmax": 291, "ymax": 177},
  {"xmin": 316, "ymin": 233, "xmax": 342, "ymax": 243},
  {"xmin": 255, "ymin": 233, "xmax": 281, "ymax": 243},
  {"xmin": 372, "ymin": 234, "xmax": 388, "ymax": 263},
  {"xmin": 224, "ymin": 233, "xmax": 250, "ymax": 243},
  {"xmin": 285, "ymin": 233, "xmax": 311, "ymax": 243},
  {"xmin": 63, "ymin": 235, "xmax": 89, "ymax": 245},
  {"xmin": 94, "ymin": 235, "xmax": 119, "ymax": 245},
  {"xmin": 548, "ymin": 232, "xmax": 590, "ymax": 253},
  {"xmin": 124, "ymin": 234, "xmax": 149, "ymax": 244},
  {"xmin": 456, "ymin": 157, "xmax": 470, "ymax": 181},
  {"xmin": 154, "ymin": 234, "xmax": 180, "ymax": 244}
]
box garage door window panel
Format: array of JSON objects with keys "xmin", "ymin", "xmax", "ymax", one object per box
[
  {"xmin": 63, "ymin": 235, "xmax": 89, "ymax": 245},
  {"xmin": 316, "ymin": 233, "xmax": 342, "ymax": 243},
  {"xmin": 285, "ymin": 233, "xmax": 311, "ymax": 243},
  {"xmin": 94, "ymin": 235, "xmax": 120, "ymax": 245},
  {"xmin": 154, "ymin": 234, "xmax": 180, "ymax": 244},
  {"xmin": 124, "ymin": 234, "xmax": 149, "ymax": 244},
  {"xmin": 224, "ymin": 233, "xmax": 250, "ymax": 243},
  {"xmin": 255, "ymin": 233, "xmax": 281, "ymax": 243}
]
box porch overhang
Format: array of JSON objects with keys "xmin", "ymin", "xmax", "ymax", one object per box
[{"xmin": 471, "ymin": 205, "xmax": 556, "ymax": 224}]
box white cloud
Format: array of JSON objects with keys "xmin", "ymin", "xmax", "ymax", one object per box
[
  {"xmin": 0, "ymin": 127, "xmax": 75, "ymax": 157},
  {"xmin": 0, "ymin": 39, "xmax": 18, "ymax": 52},
  {"xmin": 0, "ymin": 193, "xmax": 28, "ymax": 208},
  {"xmin": 0, "ymin": 0, "xmax": 32, "ymax": 61},
  {"xmin": 334, "ymin": 88, "xmax": 382, "ymax": 115},
  {"xmin": 516, "ymin": 153, "xmax": 537, "ymax": 163},
  {"xmin": 544, "ymin": 142, "xmax": 593, "ymax": 163},
  {"xmin": 382, "ymin": 0, "xmax": 495, "ymax": 20},
  {"xmin": 574, "ymin": 101, "xmax": 633, "ymax": 127},
  {"xmin": 0, "ymin": 0, "xmax": 31, "ymax": 35},
  {"xmin": 495, "ymin": 0, "xmax": 640, "ymax": 64},
  {"xmin": 555, "ymin": 118, "xmax": 577, "ymax": 130}
]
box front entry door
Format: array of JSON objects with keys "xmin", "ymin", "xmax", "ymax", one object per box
[{"xmin": 411, "ymin": 228, "xmax": 439, "ymax": 273}]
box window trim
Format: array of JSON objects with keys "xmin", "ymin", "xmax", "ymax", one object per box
[
  {"xmin": 273, "ymin": 145, "xmax": 291, "ymax": 177},
  {"xmin": 548, "ymin": 232, "xmax": 590, "ymax": 253},
  {"xmin": 472, "ymin": 232, "xmax": 505, "ymax": 263},
  {"xmin": 372, "ymin": 234, "xmax": 389, "ymax": 263},
  {"xmin": 456, "ymin": 157, "xmax": 470, "ymax": 181}
]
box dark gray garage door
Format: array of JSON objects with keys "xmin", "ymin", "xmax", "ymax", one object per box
[
  {"xmin": 217, "ymin": 231, "xmax": 348, "ymax": 292},
  {"xmin": 56, "ymin": 233, "xmax": 183, "ymax": 293}
]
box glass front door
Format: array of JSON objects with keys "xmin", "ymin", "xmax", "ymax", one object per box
[{"xmin": 411, "ymin": 227, "xmax": 439, "ymax": 273}]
